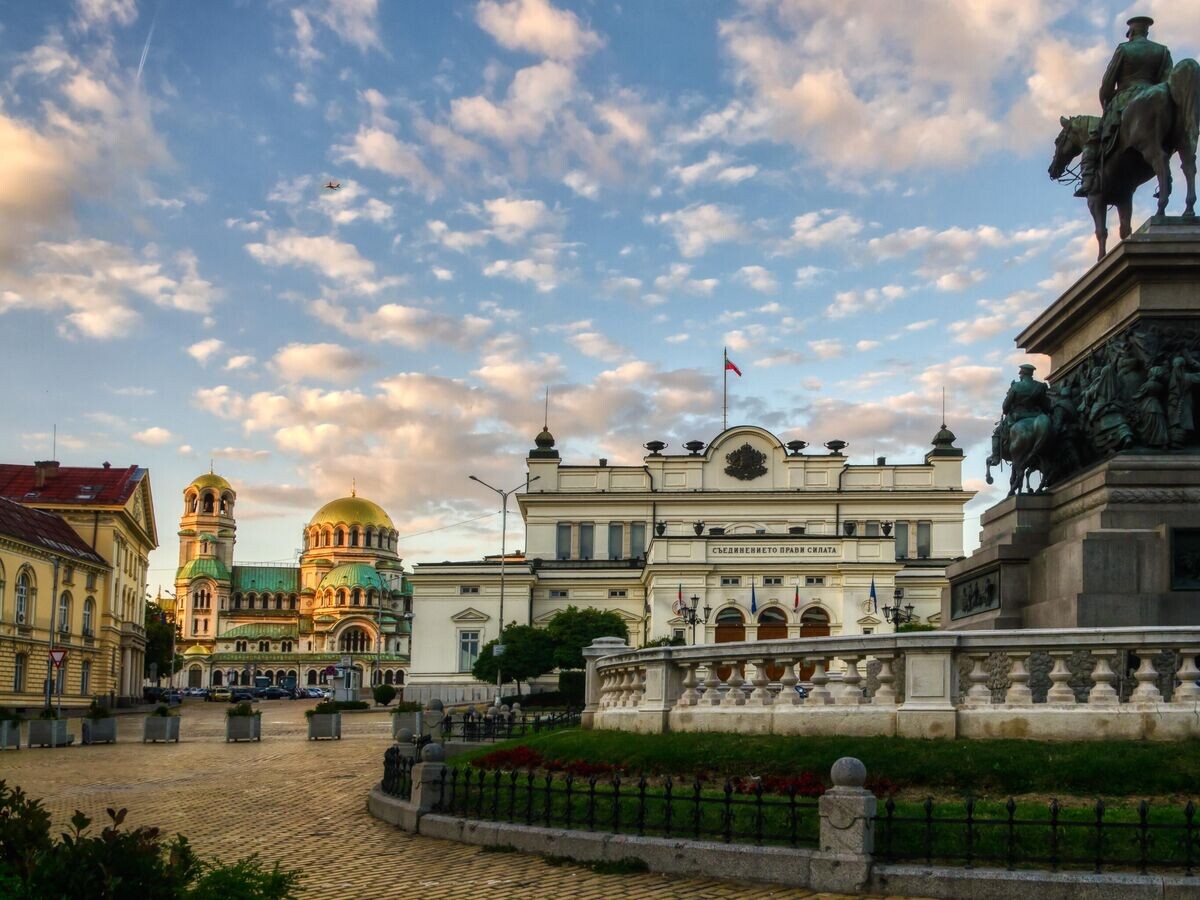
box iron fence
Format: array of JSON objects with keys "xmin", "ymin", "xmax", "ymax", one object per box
[
  {"xmin": 432, "ymin": 709, "xmax": 581, "ymax": 743},
  {"xmin": 876, "ymin": 796, "xmax": 1199, "ymax": 875},
  {"xmin": 381, "ymin": 747, "xmax": 414, "ymax": 800},
  {"xmin": 431, "ymin": 768, "xmax": 821, "ymax": 848}
]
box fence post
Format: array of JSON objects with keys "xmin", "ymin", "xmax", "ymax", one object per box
[
  {"xmin": 582, "ymin": 637, "xmax": 631, "ymax": 729},
  {"xmin": 811, "ymin": 757, "xmax": 876, "ymax": 894},
  {"xmin": 410, "ymin": 742, "xmax": 448, "ymax": 812}
]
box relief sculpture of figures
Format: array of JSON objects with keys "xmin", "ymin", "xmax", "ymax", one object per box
[
  {"xmin": 1047, "ymin": 16, "xmax": 1200, "ymax": 258},
  {"xmin": 988, "ymin": 323, "xmax": 1200, "ymax": 495}
]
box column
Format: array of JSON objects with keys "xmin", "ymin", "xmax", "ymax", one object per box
[{"xmin": 582, "ymin": 637, "xmax": 631, "ymax": 728}]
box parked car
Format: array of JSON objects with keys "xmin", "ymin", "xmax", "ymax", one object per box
[
  {"xmin": 230, "ymin": 690, "xmax": 256, "ymax": 703},
  {"xmin": 165, "ymin": 690, "xmax": 183, "ymax": 704},
  {"xmin": 302, "ymin": 687, "xmax": 324, "ymax": 699},
  {"xmin": 209, "ymin": 688, "xmax": 232, "ymax": 702},
  {"xmin": 261, "ymin": 687, "xmax": 289, "ymax": 700}
]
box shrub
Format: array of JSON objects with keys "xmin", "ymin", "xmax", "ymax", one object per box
[
  {"xmin": 641, "ymin": 636, "xmax": 686, "ymax": 648},
  {"xmin": 36, "ymin": 709, "xmax": 57, "ymax": 720},
  {"xmin": 0, "ymin": 707, "xmax": 22, "ymax": 724},
  {"xmin": 896, "ymin": 622, "xmax": 938, "ymax": 633},
  {"xmin": 86, "ymin": 700, "xmax": 111, "ymax": 720},
  {"xmin": 734, "ymin": 772, "xmax": 825, "ymax": 797},
  {"xmin": 372, "ymin": 684, "xmax": 397, "ymax": 707},
  {"xmin": 226, "ymin": 702, "xmax": 259, "ymax": 718},
  {"xmin": 391, "ymin": 702, "xmax": 422, "ymax": 713},
  {"xmin": 470, "ymin": 746, "xmax": 545, "ymax": 771},
  {"xmin": 557, "ymin": 671, "xmax": 585, "ymax": 706},
  {"xmin": 499, "ymin": 691, "xmax": 568, "ymax": 708},
  {"xmin": 329, "ymin": 700, "xmax": 368, "ymax": 712},
  {"xmin": 304, "ymin": 702, "xmax": 340, "ymax": 719},
  {"xmin": 150, "ymin": 704, "xmax": 177, "ymax": 718}
]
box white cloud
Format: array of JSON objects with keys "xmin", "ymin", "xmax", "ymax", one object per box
[
  {"xmin": 451, "ymin": 60, "xmax": 575, "ymax": 145},
  {"xmin": 735, "ymin": 265, "xmax": 778, "ymax": 294},
  {"xmin": 670, "ymin": 151, "xmax": 758, "ymax": 187},
  {"xmin": 563, "ymin": 170, "xmax": 599, "ymax": 199},
  {"xmin": 309, "ymin": 297, "xmax": 491, "ymax": 349},
  {"xmin": 431, "ymin": 266, "xmax": 454, "ymax": 281},
  {"xmin": 947, "ymin": 289, "xmax": 1043, "ymax": 344},
  {"xmin": 334, "ymin": 127, "xmax": 439, "ymax": 196},
  {"xmin": 245, "ymin": 230, "xmax": 399, "ymax": 294},
  {"xmin": 484, "ymin": 254, "xmax": 567, "ymax": 292},
  {"xmin": 475, "ymin": 0, "xmax": 603, "ymax": 62},
  {"xmin": 273, "ymin": 341, "xmax": 369, "ymax": 383},
  {"xmin": 785, "ymin": 210, "xmax": 863, "ymax": 249},
  {"xmin": 74, "ymin": 0, "xmax": 137, "ymax": 30},
  {"xmin": 855, "ymin": 339, "xmax": 882, "ymax": 352},
  {"xmin": 224, "ymin": 355, "xmax": 255, "ymax": 371},
  {"xmin": 808, "ymin": 339, "xmax": 844, "ymax": 360},
  {"xmin": 427, "ymin": 220, "xmax": 489, "ymax": 252},
  {"xmin": 653, "ymin": 263, "xmax": 718, "ymax": 296},
  {"xmin": 568, "ymin": 331, "xmax": 628, "ymax": 362},
  {"xmin": 794, "ymin": 265, "xmax": 826, "ymax": 286},
  {"xmin": 654, "ymin": 203, "xmax": 746, "ymax": 257},
  {"xmin": 291, "ymin": 0, "xmax": 381, "ymax": 63},
  {"xmin": 292, "ymin": 82, "xmax": 316, "ymax": 107},
  {"xmin": 132, "ymin": 426, "xmax": 172, "ymax": 445},
  {"xmin": 484, "ymin": 196, "xmax": 557, "ymax": 241},
  {"xmin": 188, "ymin": 338, "xmax": 225, "ymax": 364},
  {"xmin": 826, "ymin": 284, "xmax": 907, "ymax": 320},
  {"xmin": 212, "ymin": 446, "xmax": 271, "ymax": 461},
  {"xmin": 756, "ymin": 350, "xmax": 806, "ymax": 368}
]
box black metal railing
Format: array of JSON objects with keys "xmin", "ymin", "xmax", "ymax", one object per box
[
  {"xmin": 431, "ymin": 768, "xmax": 821, "ymax": 848},
  {"xmin": 381, "ymin": 747, "xmax": 414, "ymax": 799},
  {"xmin": 433, "ymin": 709, "xmax": 581, "ymax": 744},
  {"xmin": 876, "ymin": 796, "xmax": 1199, "ymax": 874}
]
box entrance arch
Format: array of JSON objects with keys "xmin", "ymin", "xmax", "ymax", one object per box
[
  {"xmin": 187, "ymin": 665, "xmax": 202, "ymax": 688},
  {"xmin": 211, "ymin": 670, "xmax": 223, "ymax": 686},
  {"xmin": 714, "ymin": 607, "xmax": 745, "ymax": 681},
  {"xmin": 756, "ymin": 607, "xmax": 789, "ymax": 680},
  {"xmin": 798, "ymin": 607, "xmax": 832, "ymax": 680}
]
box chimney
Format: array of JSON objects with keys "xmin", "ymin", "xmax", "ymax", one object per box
[
  {"xmin": 876, "ymin": 456, "xmax": 887, "ymax": 466},
  {"xmin": 598, "ymin": 458, "xmax": 608, "ymax": 467},
  {"xmin": 33, "ymin": 460, "xmax": 60, "ymax": 489}
]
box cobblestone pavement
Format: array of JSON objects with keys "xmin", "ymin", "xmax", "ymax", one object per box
[{"xmin": 1, "ymin": 701, "xmax": 913, "ymax": 899}]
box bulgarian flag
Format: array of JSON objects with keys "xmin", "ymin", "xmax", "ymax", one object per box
[
  {"xmin": 793, "ymin": 583, "xmax": 800, "ymax": 611},
  {"xmin": 673, "ymin": 583, "xmax": 683, "ymax": 615},
  {"xmin": 725, "ymin": 356, "xmax": 742, "ymax": 376}
]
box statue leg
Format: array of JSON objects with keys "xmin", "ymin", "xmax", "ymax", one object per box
[
  {"xmin": 1089, "ymin": 194, "xmax": 1108, "ymax": 259},
  {"xmin": 1181, "ymin": 149, "xmax": 1197, "ymax": 218},
  {"xmin": 1147, "ymin": 145, "xmax": 1172, "ymax": 215},
  {"xmin": 1117, "ymin": 196, "xmax": 1133, "ymax": 240}
]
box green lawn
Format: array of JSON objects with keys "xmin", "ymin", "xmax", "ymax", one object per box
[{"xmin": 453, "ymin": 729, "xmax": 1200, "ymax": 798}]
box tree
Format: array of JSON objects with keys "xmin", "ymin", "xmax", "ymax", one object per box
[
  {"xmin": 545, "ymin": 606, "xmax": 630, "ymax": 670},
  {"xmin": 471, "ymin": 624, "xmax": 557, "ymax": 695},
  {"xmin": 372, "ymin": 683, "xmax": 397, "ymax": 706},
  {"xmin": 144, "ymin": 602, "xmax": 183, "ymax": 683}
]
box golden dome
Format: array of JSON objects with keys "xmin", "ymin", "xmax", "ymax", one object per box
[
  {"xmin": 309, "ymin": 495, "xmax": 394, "ymax": 530},
  {"xmin": 189, "ymin": 472, "xmax": 233, "ymax": 493}
]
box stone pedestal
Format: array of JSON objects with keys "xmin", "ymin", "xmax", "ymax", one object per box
[{"xmin": 947, "ymin": 218, "xmax": 1200, "ymax": 630}]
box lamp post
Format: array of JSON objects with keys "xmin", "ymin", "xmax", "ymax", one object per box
[
  {"xmin": 468, "ymin": 473, "xmax": 539, "ymax": 705},
  {"xmin": 882, "ymin": 587, "xmax": 916, "ymax": 630},
  {"xmin": 680, "ymin": 594, "xmax": 711, "ymax": 645}
]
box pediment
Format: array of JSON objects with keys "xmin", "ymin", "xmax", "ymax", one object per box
[
  {"xmin": 533, "ymin": 607, "xmax": 642, "ymax": 625},
  {"xmin": 856, "ymin": 615, "xmax": 882, "ymax": 626},
  {"xmin": 451, "ymin": 607, "xmax": 490, "ymax": 623},
  {"xmin": 926, "ymin": 611, "xmax": 942, "ymax": 624}
]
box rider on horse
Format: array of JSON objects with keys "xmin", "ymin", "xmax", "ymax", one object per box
[{"xmin": 1076, "ymin": 16, "xmax": 1173, "ymax": 198}]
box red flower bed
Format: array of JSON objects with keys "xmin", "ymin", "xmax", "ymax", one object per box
[
  {"xmin": 734, "ymin": 772, "xmax": 826, "ymax": 797},
  {"xmin": 470, "ymin": 745, "xmax": 545, "ymax": 770}
]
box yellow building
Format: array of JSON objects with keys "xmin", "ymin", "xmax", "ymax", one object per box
[
  {"xmin": 0, "ymin": 497, "xmax": 114, "ymax": 710},
  {"xmin": 0, "ymin": 460, "xmax": 159, "ymax": 704}
]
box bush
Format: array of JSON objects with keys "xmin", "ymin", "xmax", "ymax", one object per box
[
  {"xmin": 0, "ymin": 781, "xmax": 299, "ymax": 898},
  {"xmin": 896, "ymin": 622, "xmax": 938, "ymax": 633},
  {"xmin": 226, "ymin": 702, "xmax": 259, "ymax": 718},
  {"xmin": 498, "ymin": 691, "xmax": 573, "ymax": 708},
  {"xmin": 391, "ymin": 702, "xmax": 422, "ymax": 713},
  {"xmin": 304, "ymin": 702, "xmax": 339, "ymax": 719},
  {"xmin": 36, "ymin": 709, "xmax": 57, "ymax": 720},
  {"xmin": 641, "ymin": 636, "xmax": 686, "ymax": 648},
  {"xmin": 372, "ymin": 684, "xmax": 397, "ymax": 707},
  {"xmin": 86, "ymin": 700, "xmax": 111, "ymax": 720},
  {"xmin": 0, "ymin": 707, "xmax": 22, "ymax": 724},
  {"xmin": 150, "ymin": 704, "xmax": 177, "ymax": 718},
  {"xmin": 329, "ymin": 700, "xmax": 368, "ymax": 712},
  {"xmin": 558, "ymin": 671, "xmax": 585, "ymax": 706}
]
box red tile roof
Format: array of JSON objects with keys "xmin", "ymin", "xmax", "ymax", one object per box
[
  {"xmin": 0, "ymin": 462, "xmax": 144, "ymax": 507},
  {"xmin": 0, "ymin": 497, "xmax": 107, "ymax": 565}
]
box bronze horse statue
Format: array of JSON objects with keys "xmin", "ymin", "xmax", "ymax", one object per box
[
  {"xmin": 985, "ymin": 415, "xmax": 1052, "ymax": 497},
  {"xmin": 1049, "ymin": 58, "xmax": 1200, "ymax": 259}
]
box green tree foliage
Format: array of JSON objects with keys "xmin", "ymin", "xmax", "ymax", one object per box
[
  {"xmin": 471, "ymin": 625, "xmax": 557, "ymax": 695},
  {"xmin": 545, "ymin": 606, "xmax": 630, "ymax": 670},
  {"xmin": 372, "ymin": 683, "xmax": 397, "ymax": 706},
  {"xmin": 144, "ymin": 601, "xmax": 182, "ymax": 682}
]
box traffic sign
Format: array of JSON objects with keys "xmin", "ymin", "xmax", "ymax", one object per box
[{"xmin": 49, "ymin": 649, "xmax": 67, "ymax": 668}]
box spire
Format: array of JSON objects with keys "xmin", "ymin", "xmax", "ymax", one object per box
[
  {"xmin": 531, "ymin": 387, "xmax": 559, "ymax": 459},
  {"xmin": 351, "ymin": 478, "xmax": 357, "ymax": 498}
]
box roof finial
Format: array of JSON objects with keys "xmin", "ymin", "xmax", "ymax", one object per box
[
  {"xmin": 351, "ymin": 477, "xmax": 357, "ymax": 498},
  {"xmin": 941, "ymin": 386, "xmax": 946, "ymax": 429},
  {"xmin": 210, "ymin": 458, "xmax": 214, "ymax": 474},
  {"xmin": 544, "ymin": 385, "xmax": 550, "ymax": 430}
]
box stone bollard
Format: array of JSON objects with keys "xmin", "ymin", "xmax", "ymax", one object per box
[
  {"xmin": 811, "ymin": 757, "xmax": 875, "ymax": 894},
  {"xmin": 395, "ymin": 727, "xmax": 418, "ymax": 761},
  {"xmin": 410, "ymin": 742, "xmax": 447, "ymax": 812}
]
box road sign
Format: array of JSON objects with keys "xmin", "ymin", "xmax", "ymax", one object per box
[
  {"xmin": 493, "ymin": 643, "xmax": 506, "ymax": 657},
  {"xmin": 49, "ymin": 649, "xmax": 67, "ymax": 668}
]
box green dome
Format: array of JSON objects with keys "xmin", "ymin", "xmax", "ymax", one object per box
[
  {"xmin": 189, "ymin": 472, "xmax": 233, "ymax": 493},
  {"xmin": 318, "ymin": 562, "xmax": 386, "ymax": 592},
  {"xmin": 309, "ymin": 495, "xmax": 393, "ymax": 530},
  {"xmin": 177, "ymin": 557, "xmax": 231, "ymax": 583}
]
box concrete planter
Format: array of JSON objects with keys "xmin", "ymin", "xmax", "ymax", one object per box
[
  {"xmin": 0, "ymin": 721, "xmax": 20, "ymax": 749},
  {"xmin": 391, "ymin": 711, "xmax": 419, "ymax": 739},
  {"xmin": 143, "ymin": 716, "xmax": 181, "ymax": 743},
  {"xmin": 226, "ymin": 715, "xmax": 261, "ymax": 742},
  {"xmin": 82, "ymin": 717, "xmax": 117, "ymax": 745},
  {"xmin": 28, "ymin": 718, "xmax": 71, "ymax": 748},
  {"xmin": 307, "ymin": 713, "xmax": 341, "ymax": 740}
]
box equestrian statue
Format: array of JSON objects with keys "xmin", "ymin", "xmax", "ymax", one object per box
[{"xmin": 1047, "ymin": 16, "xmax": 1200, "ymax": 259}]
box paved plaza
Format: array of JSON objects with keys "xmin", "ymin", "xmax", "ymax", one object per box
[{"xmin": 0, "ymin": 701, "xmax": 903, "ymax": 899}]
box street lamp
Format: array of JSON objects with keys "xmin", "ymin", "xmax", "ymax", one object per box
[
  {"xmin": 679, "ymin": 594, "xmax": 711, "ymax": 645},
  {"xmin": 882, "ymin": 587, "xmax": 916, "ymax": 629},
  {"xmin": 468, "ymin": 473, "xmax": 539, "ymax": 705}
]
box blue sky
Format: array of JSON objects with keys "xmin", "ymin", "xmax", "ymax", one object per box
[{"xmin": 3, "ymin": 0, "xmax": 1197, "ymax": 588}]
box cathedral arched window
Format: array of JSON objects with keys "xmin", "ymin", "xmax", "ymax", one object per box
[
  {"xmin": 338, "ymin": 627, "xmax": 370, "ymax": 653},
  {"xmin": 258, "ymin": 640, "xmax": 269, "ymax": 652},
  {"xmin": 288, "ymin": 594, "xmax": 298, "ymax": 610},
  {"xmin": 337, "ymin": 589, "xmax": 347, "ymax": 607},
  {"xmin": 350, "ymin": 527, "xmax": 359, "ymax": 547},
  {"xmin": 232, "ymin": 593, "xmax": 242, "ymax": 610},
  {"xmin": 352, "ymin": 589, "xmax": 361, "ymax": 607},
  {"xmin": 202, "ymin": 492, "xmax": 215, "ymax": 514},
  {"xmin": 275, "ymin": 594, "xmax": 283, "ymax": 610},
  {"xmin": 335, "ymin": 528, "xmax": 344, "ymax": 547}
]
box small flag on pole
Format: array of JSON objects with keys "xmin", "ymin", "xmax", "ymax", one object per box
[
  {"xmin": 725, "ymin": 357, "xmax": 742, "ymax": 376},
  {"xmin": 870, "ymin": 577, "xmax": 878, "ymax": 612},
  {"xmin": 674, "ymin": 583, "xmax": 683, "ymax": 615},
  {"xmin": 793, "ymin": 582, "xmax": 800, "ymax": 611},
  {"xmin": 750, "ymin": 577, "xmax": 757, "ymax": 614}
]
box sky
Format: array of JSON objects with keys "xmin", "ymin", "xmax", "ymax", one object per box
[{"xmin": 3, "ymin": 0, "xmax": 1199, "ymax": 590}]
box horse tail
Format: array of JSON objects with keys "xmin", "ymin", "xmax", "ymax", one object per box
[{"xmin": 1169, "ymin": 58, "xmax": 1200, "ymax": 159}]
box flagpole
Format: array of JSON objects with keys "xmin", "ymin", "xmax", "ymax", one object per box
[{"xmin": 722, "ymin": 346, "xmax": 728, "ymax": 431}]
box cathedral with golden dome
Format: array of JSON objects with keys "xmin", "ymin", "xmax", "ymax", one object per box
[{"xmin": 173, "ymin": 472, "xmax": 411, "ymax": 692}]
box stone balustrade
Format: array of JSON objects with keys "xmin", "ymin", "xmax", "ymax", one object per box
[{"xmin": 583, "ymin": 628, "xmax": 1200, "ymax": 741}]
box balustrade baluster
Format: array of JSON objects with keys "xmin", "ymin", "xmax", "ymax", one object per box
[
  {"xmin": 1174, "ymin": 649, "xmax": 1200, "ymax": 703},
  {"xmin": 635, "ymin": 667, "xmax": 648, "ymax": 708},
  {"xmin": 778, "ymin": 659, "xmax": 801, "ymax": 706},
  {"xmin": 1046, "ymin": 652, "xmax": 1077, "ymax": 705},
  {"xmin": 1130, "ymin": 651, "xmax": 1163, "ymax": 703},
  {"xmin": 837, "ymin": 654, "xmax": 865, "ymax": 705},
  {"xmin": 1004, "ymin": 653, "xmax": 1033, "ymax": 705},
  {"xmin": 873, "ymin": 655, "xmax": 897, "ymax": 705},
  {"xmin": 965, "ymin": 652, "xmax": 992, "ymax": 706},
  {"xmin": 703, "ymin": 663, "xmax": 723, "ymax": 707},
  {"xmin": 1086, "ymin": 650, "xmax": 1119, "ymax": 705},
  {"xmin": 721, "ymin": 662, "xmax": 746, "ymax": 707},
  {"xmin": 805, "ymin": 657, "xmax": 833, "ymax": 705},
  {"xmin": 678, "ymin": 663, "xmax": 701, "ymax": 707},
  {"xmin": 750, "ymin": 659, "xmax": 773, "ymax": 706}
]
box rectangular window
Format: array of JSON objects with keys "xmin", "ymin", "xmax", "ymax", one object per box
[
  {"xmin": 865, "ymin": 521, "xmax": 880, "ymax": 537},
  {"xmin": 608, "ymin": 522, "xmax": 624, "ymax": 560},
  {"xmin": 55, "ymin": 665, "xmax": 66, "ymax": 695},
  {"xmin": 556, "ymin": 523, "xmax": 572, "ymax": 560},
  {"xmin": 86, "ymin": 571, "xmax": 97, "ymax": 590},
  {"xmin": 862, "ymin": 627, "xmax": 874, "ymax": 635},
  {"xmin": 608, "ymin": 589, "xmax": 628, "ymax": 599},
  {"xmin": 458, "ymin": 630, "xmax": 480, "ymax": 672},
  {"xmin": 579, "ymin": 523, "xmax": 594, "ymax": 560},
  {"xmin": 672, "ymin": 628, "xmax": 685, "ymax": 642},
  {"xmin": 917, "ymin": 522, "xmax": 932, "ymax": 559},
  {"xmin": 549, "ymin": 589, "xmax": 569, "ymax": 599},
  {"xmin": 63, "ymin": 565, "xmax": 74, "ymax": 584},
  {"xmin": 805, "ymin": 576, "xmax": 825, "ymax": 586},
  {"xmin": 720, "ymin": 576, "xmax": 741, "ymax": 586},
  {"xmin": 459, "ymin": 585, "xmax": 480, "ymax": 595},
  {"xmin": 13, "ymin": 654, "xmax": 25, "ymax": 692},
  {"xmin": 894, "ymin": 522, "xmax": 909, "ymax": 560},
  {"xmin": 630, "ymin": 522, "xmax": 646, "ymax": 557},
  {"xmin": 80, "ymin": 660, "xmax": 91, "ymax": 695},
  {"xmin": 763, "ymin": 576, "xmax": 783, "ymax": 586}
]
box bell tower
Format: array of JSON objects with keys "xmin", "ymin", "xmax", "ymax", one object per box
[{"xmin": 174, "ymin": 471, "xmax": 236, "ymax": 652}]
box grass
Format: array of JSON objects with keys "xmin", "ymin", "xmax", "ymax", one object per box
[{"xmin": 452, "ymin": 729, "xmax": 1200, "ymax": 798}]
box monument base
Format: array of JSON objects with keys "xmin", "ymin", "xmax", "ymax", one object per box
[{"xmin": 944, "ymin": 455, "xmax": 1200, "ymax": 629}]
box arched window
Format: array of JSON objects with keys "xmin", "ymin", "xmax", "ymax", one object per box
[
  {"xmin": 275, "ymin": 594, "xmax": 283, "ymax": 610},
  {"xmin": 202, "ymin": 492, "xmax": 215, "ymax": 514},
  {"xmin": 335, "ymin": 528, "xmax": 345, "ymax": 547},
  {"xmin": 337, "ymin": 590, "xmax": 347, "ymax": 607},
  {"xmin": 219, "ymin": 493, "xmax": 230, "ymax": 515},
  {"xmin": 212, "ymin": 670, "xmax": 223, "ymax": 686},
  {"xmin": 281, "ymin": 641, "xmax": 292, "ymax": 652},
  {"xmin": 323, "ymin": 529, "xmax": 332, "ymax": 547},
  {"xmin": 338, "ymin": 627, "xmax": 370, "ymax": 653},
  {"xmin": 350, "ymin": 526, "xmax": 359, "ymax": 547},
  {"xmin": 15, "ymin": 571, "xmax": 31, "ymax": 625},
  {"xmin": 83, "ymin": 597, "xmax": 95, "ymax": 635},
  {"xmin": 288, "ymin": 595, "xmax": 298, "ymax": 610},
  {"xmin": 81, "ymin": 660, "xmax": 92, "ymax": 695},
  {"xmin": 13, "ymin": 652, "xmax": 27, "ymax": 692},
  {"xmin": 187, "ymin": 491, "xmax": 198, "ymax": 514},
  {"xmin": 258, "ymin": 640, "xmax": 269, "ymax": 652},
  {"xmin": 366, "ymin": 590, "xmax": 376, "ymax": 607},
  {"xmin": 58, "ymin": 591, "xmax": 71, "ymax": 634},
  {"xmin": 384, "ymin": 670, "xmax": 394, "ymax": 685},
  {"xmin": 307, "ymin": 670, "xmax": 317, "ymax": 685},
  {"xmin": 758, "ymin": 607, "xmax": 788, "ymax": 625},
  {"xmin": 395, "ymin": 669, "xmax": 405, "ymax": 684},
  {"xmin": 232, "ymin": 593, "xmax": 242, "ymax": 610},
  {"xmin": 352, "ymin": 589, "xmax": 361, "ymax": 607}
]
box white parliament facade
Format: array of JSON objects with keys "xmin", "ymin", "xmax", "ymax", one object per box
[{"xmin": 406, "ymin": 423, "xmax": 974, "ymax": 702}]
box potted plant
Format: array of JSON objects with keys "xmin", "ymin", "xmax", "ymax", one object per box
[
  {"xmin": 81, "ymin": 700, "xmax": 117, "ymax": 745},
  {"xmin": 143, "ymin": 704, "xmax": 180, "ymax": 743},
  {"xmin": 226, "ymin": 701, "xmax": 261, "ymax": 742},
  {"xmin": 28, "ymin": 708, "xmax": 71, "ymax": 748},
  {"xmin": 0, "ymin": 707, "xmax": 21, "ymax": 750},
  {"xmin": 390, "ymin": 701, "xmax": 423, "ymax": 739},
  {"xmin": 372, "ymin": 683, "xmax": 397, "ymax": 707},
  {"xmin": 305, "ymin": 701, "xmax": 341, "ymax": 740}
]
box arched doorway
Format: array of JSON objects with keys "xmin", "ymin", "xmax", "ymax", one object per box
[
  {"xmin": 714, "ymin": 607, "xmax": 745, "ymax": 681},
  {"xmin": 187, "ymin": 665, "xmax": 202, "ymax": 688},
  {"xmin": 756, "ymin": 607, "xmax": 789, "ymax": 680},
  {"xmin": 799, "ymin": 607, "xmax": 832, "ymax": 680},
  {"xmin": 211, "ymin": 670, "xmax": 223, "ymax": 686},
  {"xmin": 307, "ymin": 670, "xmax": 317, "ymax": 686}
]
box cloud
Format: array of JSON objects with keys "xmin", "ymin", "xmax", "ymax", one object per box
[
  {"xmin": 484, "ymin": 254, "xmax": 568, "ymax": 292},
  {"xmin": 568, "ymin": 331, "xmax": 628, "ymax": 362},
  {"xmin": 245, "ymin": 230, "xmax": 399, "ymax": 294},
  {"xmin": 807, "ymin": 339, "xmax": 844, "ymax": 360},
  {"xmin": 290, "ymin": 0, "xmax": 381, "ymax": 63},
  {"xmin": 132, "ymin": 426, "xmax": 172, "ymax": 445},
  {"xmin": 794, "ymin": 265, "xmax": 826, "ymax": 286},
  {"xmin": 74, "ymin": 0, "xmax": 137, "ymax": 30},
  {"xmin": 484, "ymin": 196, "xmax": 557, "ymax": 241},
  {"xmin": 563, "ymin": 170, "xmax": 599, "ymax": 198},
  {"xmin": 427, "ymin": 220, "xmax": 490, "ymax": 252},
  {"xmin": 756, "ymin": 350, "xmax": 806, "ymax": 368},
  {"xmin": 333, "ymin": 127, "xmax": 439, "ymax": 196},
  {"xmin": 475, "ymin": 0, "xmax": 603, "ymax": 62},
  {"xmin": 313, "ymin": 180, "xmax": 394, "ymax": 225},
  {"xmin": 431, "ymin": 266, "xmax": 454, "ymax": 281},
  {"xmin": 653, "ymin": 263, "xmax": 718, "ymax": 296},
  {"xmin": 272, "ymin": 341, "xmax": 369, "ymax": 383},
  {"xmin": 224, "ymin": 355, "xmax": 256, "ymax": 371},
  {"xmin": 825, "ymin": 284, "xmax": 907, "ymax": 319},
  {"xmin": 947, "ymin": 289, "xmax": 1043, "ymax": 344},
  {"xmin": 308, "ymin": 297, "xmax": 492, "ymax": 349},
  {"xmin": 654, "ymin": 203, "xmax": 746, "ymax": 257},
  {"xmin": 188, "ymin": 338, "xmax": 225, "ymax": 364},
  {"xmin": 212, "ymin": 447, "xmax": 271, "ymax": 461},
  {"xmin": 451, "ymin": 60, "xmax": 575, "ymax": 145},
  {"xmin": 735, "ymin": 265, "xmax": 778, "ymax": 294},
  {"xmin": 670, "ymin": 151, "xmax": 758, "ymax": 187},
  {"xmin": 785, "ymin": 210, "xmax": 863, "ymax": 249}
]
